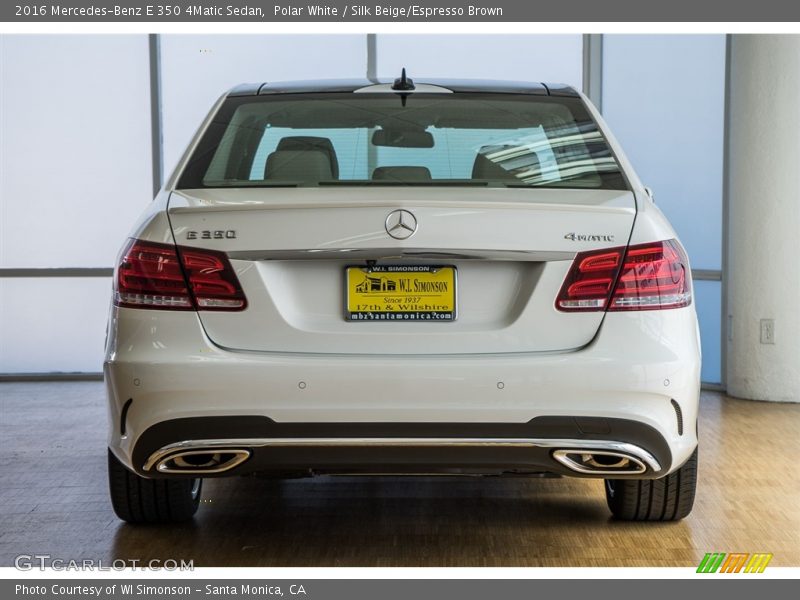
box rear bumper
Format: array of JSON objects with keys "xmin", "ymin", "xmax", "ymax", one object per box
[
  {"xmin": 105, "ymin": 306, "xmax": 701, "ymax": 478},
  {"xmin": 131, "ymin": 415, "xmax": 669, "ymax": 479}
]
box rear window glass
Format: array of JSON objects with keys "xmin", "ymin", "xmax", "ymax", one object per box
[{"xmin": 178, "ymin": 93, "xmax": 628, "ymax": 190}]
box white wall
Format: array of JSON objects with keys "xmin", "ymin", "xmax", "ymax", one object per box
[
  {"xmin": 602, "ymin": 35, "xmax": 725, "ymax": 271},
  {"xmin": 0, "ymin": 278, "xmax": 111, "ymax": 373},
  {"xmin": 376, "ymin": 35, "xmax": 583, "ymax": 88},
  {"xmin": 726, "ymin": 35, "xmax": 800, "ymax": 402},
  {"xmin": 1, "ymin": 34, "xmax": 367, "ymax": 373},
  {"xmin": 0, "ymin": 35, "xmax": 152, "ymax": 374},
  {"xmin": 159, "ymin": 35, "xmax": 367, "ymax": 181},
  {"xmin": 0, "ymin": 36, "xmax": 152, "ymax": 268}
]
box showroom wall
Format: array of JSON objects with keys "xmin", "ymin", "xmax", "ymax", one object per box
[
  {"xmin": 602, "ymin": 35, "xmax": 726, "ymax": 384},
  {"xmin": 0, "ymin": 34, "xmax": 725, "ymax": 384},
  {"xmin": 374, "ymin": 34, "xmax": 583, "ymax": 83},
  {"xmin": 0, "ymin": 35, "xmax": 152, "ymax": 373},
  {"xmin": 159, "ymin": 35, "xmax": 368, "ymax": 181}
]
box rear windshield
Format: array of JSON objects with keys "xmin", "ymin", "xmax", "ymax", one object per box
[{"xmin": 178, "ymin": 93, "xmax": 628, "ymax": 190}]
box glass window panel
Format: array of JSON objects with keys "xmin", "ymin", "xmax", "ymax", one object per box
[
  {"xmin": 0, "ymin": 278, "xmax": 111, "ymax": 373},
  {"xmin": 0, "ymin": 35, "xmax": 153, "ymax": 269},
  {"xmin": 186, "ymin": 94, "xmax": 626, "ymax": 190},
  {"xmin": 602, "ymin": 35, "xmax": 725, "ymax": 271}
]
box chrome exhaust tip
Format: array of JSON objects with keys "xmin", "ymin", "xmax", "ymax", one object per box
[
  {"xmin": 552, "ymin": 449, "xmax": 647, "ymax": 475},
  {"xmin": 154, "ymin": 449, "xmax": 251, "ymax": 474}
]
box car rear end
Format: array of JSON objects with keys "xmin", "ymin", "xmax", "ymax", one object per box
[{"xmin": 105, "ymin": 79, "xmax": 700, "ymax": 522}]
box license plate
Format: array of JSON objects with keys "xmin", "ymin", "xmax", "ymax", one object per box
[{"xmin": 345, "ymin": 265, "xmax": 457, "ymax": 322}]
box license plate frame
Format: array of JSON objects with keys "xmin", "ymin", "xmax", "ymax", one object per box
[{"xmin": 344, "ymin": 265, "xmax": 457, "ymax": 322}]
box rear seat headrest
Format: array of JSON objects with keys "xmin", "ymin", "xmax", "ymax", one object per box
[
  {"xmin": 276, "ymin": 136, "xmax": 339, "ymax": 179},
  {"xmin": 472, "ymin": 144, "xmax": 541, "ymax": 181},
  {"xmin": 264, "ymin": 150, "xmax": 333, "ymax": 182}
]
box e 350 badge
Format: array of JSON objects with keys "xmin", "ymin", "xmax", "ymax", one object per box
[{"xmin": 186, "ymin": 230, "xmax": 237, "ymax": 240}]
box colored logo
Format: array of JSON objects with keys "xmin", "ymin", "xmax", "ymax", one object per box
[{"xmin": 697, "ymin": 552, "xmax": 773, "ymax": 573}]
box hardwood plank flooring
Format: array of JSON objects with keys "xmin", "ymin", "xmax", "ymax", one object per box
[{"xmin": 0, "ymin": 383, "xmax": 797, "ymax": 567}]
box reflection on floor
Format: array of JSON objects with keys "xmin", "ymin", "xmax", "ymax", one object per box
[{"xmin": 0, "ymin": 382, "xmax": 798, "ymax": 567}]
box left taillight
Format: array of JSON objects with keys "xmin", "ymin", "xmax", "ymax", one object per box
[
  {"xmin": 555, "ymin": 239, "xmax": 692, "ymax": 312},
  {"xmin": 114, "ymin": 239, "xmax": 247, "ymax": 311}
]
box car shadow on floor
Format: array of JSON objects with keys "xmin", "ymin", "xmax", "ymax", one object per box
[{"xmin": 109, "ymin": 475, "xmax": 693, "ymax": 567}]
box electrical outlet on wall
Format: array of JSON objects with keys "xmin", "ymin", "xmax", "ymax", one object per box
[{"xmin": 760, "ymin": 319, "xmax": 775, "ymax": 345}]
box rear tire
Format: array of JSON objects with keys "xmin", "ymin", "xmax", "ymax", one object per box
[
  {"xmin": 108, "ymin": 449, "xmax": 202, "ymax": 524},
  {"xmin": 605, "ymin": 448, "xmax": 697, "ymax": 521}
]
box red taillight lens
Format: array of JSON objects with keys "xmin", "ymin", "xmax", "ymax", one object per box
[
  {"xmin": 556, "ymin": 239, "xmax": 692, "ymax": 312},
  {"xmin": 609, "ymin": 240, "xmax": 692, "ymax": 311},
  {"xmin": 178, "ymin": 246, "xmax": 247, "ymax": 310},
  {"xmin": 115, "ymin": 239, "xmax": 193, "ymax": 309},
  {"xmin": 114, "ymin": 239, "xmax": 247, "ymax": 311}
]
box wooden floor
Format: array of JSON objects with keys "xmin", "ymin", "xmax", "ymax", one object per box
[{"xmin": 0, "ymin": 382, "xmax": 798, "ymax": 567}]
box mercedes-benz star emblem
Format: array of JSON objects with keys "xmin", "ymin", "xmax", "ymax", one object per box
[{"xmin": 385, "ymin": 209, "xmax": 418, "ymax": 240}]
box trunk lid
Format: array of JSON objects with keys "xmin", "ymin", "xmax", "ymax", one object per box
[{"xmin": 167, "ymin": 187, "xmax": 635, "ymax": 354}]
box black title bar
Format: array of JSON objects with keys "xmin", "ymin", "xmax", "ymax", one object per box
[{"xmin": 5, "ymin": 0, "xmax": 800, "ymax": 22}]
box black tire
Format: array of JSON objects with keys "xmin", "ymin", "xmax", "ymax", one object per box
[
  {"xmin": 605, "ymin": 448, "xmax": 697, "ymax": 521},
  {"xmin": 108, "ymin": 449, "xmax": 202, "ymax": 524}
]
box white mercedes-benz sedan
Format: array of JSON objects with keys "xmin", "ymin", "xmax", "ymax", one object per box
[{"xmin": 105, "ymin": 74, "xmax": 700, "ymax": 524}]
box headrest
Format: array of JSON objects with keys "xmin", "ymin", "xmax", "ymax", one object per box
[
  {"xmin": 264, "ymin": 150, "xmax": 333, "ymax": 182},
  {"xmin": 372, "ymin": 166, "xmax": 432, "ymax": 182},
  {"xmin": 276, "ymin": 136, "xmax": 339, "ymax": 178},
  {"xmin": 472, "ymin": 144, "xmax": 541, "ymax": 181}
]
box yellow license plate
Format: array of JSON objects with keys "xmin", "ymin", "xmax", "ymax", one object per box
[{"xmin": 345, "ymin": 265, "xmax": 457, "ymax": 322}]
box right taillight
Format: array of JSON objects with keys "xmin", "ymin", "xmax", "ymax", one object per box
[
  {"xmin": 114, "ymin": 239, "xmax": 247, "ymax": 311},
  {"xmin": 556, "ymin": 239, "xmax": 692, "ymax": 312}
]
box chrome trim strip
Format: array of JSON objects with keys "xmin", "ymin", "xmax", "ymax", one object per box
[
  {"xmin": 143, "ymin": 437, "xmax": 662, "ymax": 474},
  {"xmin": 226, "ymin": 248, "xmax": 576, "ymax": 262}
]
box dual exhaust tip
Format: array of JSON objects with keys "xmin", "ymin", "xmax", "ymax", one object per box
[
  {"xmin": 152, "ymin": 446, "xmax": 648, "ymax": 476},
  {"xmin": 155, "ymin": 449, "xmax": 251, "ymax": 474},
  {"xmin": 552, "ymin": 449, "xmax": 647, "ymax": 475}
]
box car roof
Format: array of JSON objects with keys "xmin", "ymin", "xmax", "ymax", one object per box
[{"xmin": 228, "ymin": 78, "xmax": 579, "ymax": 98}]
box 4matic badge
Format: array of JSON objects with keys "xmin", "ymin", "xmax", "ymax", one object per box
[{"xmin": 564, "ymin": 232, "xmax": 615, "ymax": 242}]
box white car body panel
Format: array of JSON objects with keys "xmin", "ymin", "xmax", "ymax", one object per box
[
  {"xmin": 105, "ymin": 305, "xmax": 699, "ymax": 475},
  {"xmin": 166, "ymin": 187, "xmax": 635, "ymax": 354}
]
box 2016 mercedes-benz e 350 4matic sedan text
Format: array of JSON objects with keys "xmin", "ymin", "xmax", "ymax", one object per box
[{"xmin": 105, "ymin": 73, "xmax": 700, "ymax": 524}]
